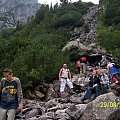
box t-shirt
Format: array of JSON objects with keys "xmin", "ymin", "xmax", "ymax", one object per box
[
  {"xmin": 0, "ymin": 77, "xmax": 23, "ymax": 109},
  {"xmin": 61, "ymin": 68, "xmax": 69, "ymax": 79}
]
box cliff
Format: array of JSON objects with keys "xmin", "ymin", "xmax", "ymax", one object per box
[{"xmin": 0, "ymin": 0, "xmax": 40, "ymax": 29}]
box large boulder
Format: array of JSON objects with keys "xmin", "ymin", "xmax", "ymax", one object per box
[
  {"xmin": 80, "ymin": 92, "xmax": 120, "ymax": 120},
  {"xmin": 62, "ymin": 41, "xmax": 91, "ymax": 52},
  {"xmin": 65, "ymin": 105, "xmax": 82, "ymax": 119}
]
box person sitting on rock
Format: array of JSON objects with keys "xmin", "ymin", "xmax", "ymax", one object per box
[
  {"xmin": 59, "ymin": 64, "xmax": 74, "ymax": 94},
  {"xmin": 80, "ymin": 69, "xmax": 101, "ymax": 103},
  {"xmin": 96, "ymin": 68, "xmax": 109, "ymax": 94}
]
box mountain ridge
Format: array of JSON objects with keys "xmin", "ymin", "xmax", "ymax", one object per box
[{"xmin": 0, "ymin": 0, "xmax": 40, "ymax": 29}]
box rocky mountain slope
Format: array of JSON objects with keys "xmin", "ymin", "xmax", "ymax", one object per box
[
  {"xmin": 0, "ymin": 0, "xmax": 40, "ymax": 29},
  {"xmin": 63, "ymin": 5, "xmax": 106, "ymax": 63},
  {"xmin": 15, "ymin": 4, "xmax": 120, "ymax": 120}
]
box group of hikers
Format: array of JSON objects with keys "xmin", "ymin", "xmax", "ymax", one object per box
[
  {"xmin": 59, "ymin": 57, "xmax": 120, "ymax": 103},
  {"xmin": 0, "ymin": 57, "xmax": 120, "ymax": 120}
]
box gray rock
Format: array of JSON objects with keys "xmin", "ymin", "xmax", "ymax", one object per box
[
  {"xmin": 65, "ymin": 105, "xmax": 82, "ymax": 119},
  {"xmin": 80, "ymin": 92, "xmax": 120, "ymax": 120},
  {"xmin": 0, "ymin": 0, "xmax": 40, "ymax": 29},
  {"xmin": 55, "ymin": 109, "xmax": 70, "ymax": 120},
  {"xmin": 25, "ymin": 108, "xmax": 43, "ymax": 119},
  {"xmin": 35, "ymin": 91, "xmax": 45, "ymax": 99}
]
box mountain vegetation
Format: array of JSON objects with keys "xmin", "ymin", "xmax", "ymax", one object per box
[
  {"xmin": 0, "ymin": 0, "xmax": 93, "ymax": 90},
  {"xmin": 97, "ymin": 0, "xmax": 120, "ymax": 63}
]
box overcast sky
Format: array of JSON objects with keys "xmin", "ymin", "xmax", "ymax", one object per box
[{"xmin": 38, "ymin": 0, "xmax": 99, "ymax": 5}]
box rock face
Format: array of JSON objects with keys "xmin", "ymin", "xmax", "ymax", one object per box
[
  {"xmin": 0, "ymin": 0, "xmax": 40, "ymax": 29},
  {"xmin": 80, "ymin": 92, "xmax": 120, "ymax": 120},
  {"xmin": 63, "ymin": 5, "xmax": 106, "ymax": 62}
]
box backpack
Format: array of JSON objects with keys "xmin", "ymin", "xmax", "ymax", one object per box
[{"xmin": 113, "ymin": 64, "xmax": 120, "ymax": 69}]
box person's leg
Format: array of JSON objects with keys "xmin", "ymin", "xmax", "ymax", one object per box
[
  {"xmin": 95, "ymin": 85, "xmax": 100, "ymax": 97},
  {"xmin": 7, "ymin": 109, "xmax": 16, "ymax": 120},
  {"xmin": 60, "ymin": 78, "xmax": 66, "ymax": 93},
  {"xmin": 81, "ymin": 63, "xmax": 83, "ymax": 73},
  {"xmin": 83, "ymin": 63, "xmax": 86, "ymax": 74},
  {"xmin": 77, "ymin": 67, "xmax": 80, "ymax": 74},
  {"xmin": 66, "ymin": 78, "xmax": 73, "ymax": 89},
  {"xmin": 0, "ymin": 107, "xmax": 7, "ymax": 120},
  {"xmin": 103, "ymin": 84, "xmax": 108, "ymax": 93},
  {"xmin": 81, "ymin": 87, "xmax": 93, "ymax": 102}
]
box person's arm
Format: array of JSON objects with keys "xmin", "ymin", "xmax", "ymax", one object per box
[
  {"xmin": 100, "ymin": 76, "xmax": 104, "ymax": 84},
  {"xmin": 88, "ymin": 77, "xmax": 93, "ymax": 87},
  {"xmin": 0, "ymin": 79, "xmax": 4, "ymax": 93},
  {"xmin": 68, "ymin": 69, "xmax": 72, "ymax": 80},
  {"xmin": 59, "ymin": 69, "xmax": 62, "ymax": 81},
  {"xmin": 16, "ymin": 78, "xmax": 23, "ymax": 111}
]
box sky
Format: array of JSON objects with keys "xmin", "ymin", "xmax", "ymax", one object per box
[{"xmin": 38, "ymin": 0, "xmax": 99, "ymax": 5}]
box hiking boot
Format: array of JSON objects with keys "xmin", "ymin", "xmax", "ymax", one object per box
[
  {"xmin": 84, "ymin": 99, "xmax": 91, "ymax": 103},
  {"xmin": 79, "ymin": 100, "xmax": 84, "ymax": 104}
]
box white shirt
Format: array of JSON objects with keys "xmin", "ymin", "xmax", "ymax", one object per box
[{"xmin": 61, "ymin": 68, "xmax": 69, "ymax": 78}]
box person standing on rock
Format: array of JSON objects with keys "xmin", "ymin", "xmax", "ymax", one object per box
[
  {"xmin": 59, "ymin": 64, "xmax": 74, "ymax": 94},
  {"xmin": 0, "ymin": 68, "xmax": 23, "ymax": 120},
  {"xmin": 80, "ymin": 57, "xmax": 87, "ymax": 76},
  {"xmin": 76, "ymin": 59, "xmax": 81, "ymax": 76}
]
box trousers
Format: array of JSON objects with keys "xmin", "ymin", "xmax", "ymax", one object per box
[
  {"xmin": 0, "ymin": 107, "xmax": 16, "ymax": 120},
  {"xmin": 60, "ymin": 78, "xmax": 73, "ymax": 92}
]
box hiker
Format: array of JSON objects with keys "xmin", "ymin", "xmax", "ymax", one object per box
[
  {"xmin": 0, "ymin": 68, "xmax": 23, "ymax": 120},
  {"xmin": 80, "ymin": 70, "xmax": 101, "ymax": 103},
  {"xmin": 96, "ymin": 68, "xmax": 109, "ymax": 94},
  {"xmin": 76, "ymin": 59, "xmax": 81, "ymax": 75},
  {"xmin": 110, "ymin": 66, "xmax": 120, "ymax": 83},
  {"xmin": 80, "ymin": 57, "xmax": 87, "ymax": 76},
  {"xmin": 107, "ymin": 61, "xmax": 120, "ymax": 83},
  {"xmin": 59, "ymin": 64, "xmax": 73, "ymax": 93},
  {"xmin": 107, "ymin": 61, "xmax": 114, "ymax": 77}
]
